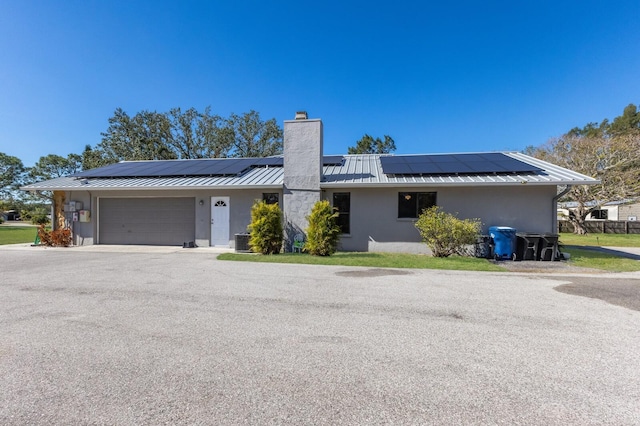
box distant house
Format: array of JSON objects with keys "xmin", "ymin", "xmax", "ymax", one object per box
[
  {"xmin": 1, "ymin": 210, "xmax": 21, "ymax": 221},
  {"xmin": 22, "ymin": 112, "xmax": 598, "ymax": 252},
  {"xmin": 559, "ymin": 200, "xmax": 640, "ymax": 222}
]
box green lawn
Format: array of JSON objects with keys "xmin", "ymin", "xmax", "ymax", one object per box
[
  {"xmin": 0, "ymin": 226, "xmax": 39, "ymax": 245},
  {"xmin": 564, "ymin": 247, "xmax": 640, "ymax": 272},
  {"xmin": 559, "ymin": 232, "xmax": 640, "ymax": 247},
  {"xmin": 218, "ymin": 252, "xmax": 507, "ymax": 272}
]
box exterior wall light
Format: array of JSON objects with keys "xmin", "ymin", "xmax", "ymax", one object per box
[{"xmin": 199, "ymin": 199, "xmax": 204, "ymax": 206}]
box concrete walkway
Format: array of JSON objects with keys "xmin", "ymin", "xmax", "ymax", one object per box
[{"xmin": 0, "ymin": 242, "xmax": 234, "ymax": 254}]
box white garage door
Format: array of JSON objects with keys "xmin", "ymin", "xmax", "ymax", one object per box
[{"xmin": 99, "ymin": 198, "xmax": 195, "ymax": 245}]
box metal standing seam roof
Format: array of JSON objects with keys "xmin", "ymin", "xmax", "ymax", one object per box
[
  {"xmin": 320, "ymin": 152, "xmax": 599, "ymax": 187},
  {"xmin": 21, "ymin": 152, "xmax": 599, "ymax": 191}
]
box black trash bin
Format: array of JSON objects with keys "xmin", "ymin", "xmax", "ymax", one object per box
[
  {"xmin": 234, "ymin": 233, "xmax": 251, "ymax": 252},
  {"xmin": 516, "ymin": 233, "xmax": 542, "ymax": 260},
  {"xmin": 537, "ymin": 234, "xmax": 559, "ymax": 261},
  {"xmin": 474, "ymin": 235, "xmax": 491, "ymax": 259}
]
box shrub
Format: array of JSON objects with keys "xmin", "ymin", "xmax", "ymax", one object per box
[
  {"xmin": 30, "ymin": 209, "xmax": 50, "ymax": 225},
  {"xmin": 248, "ymin": 200, "xmax": 283, "ymax": 254},
  {"xmin": 415, "ymin": 206, "xmax": 481, "ymax": 257},
  {"xmin": 37, "ymin": 225, "xmax": 72, "ymax": 247},
  {"xmin": 305, "ymin": 200, "xmax": 341, "ymax": 256}
]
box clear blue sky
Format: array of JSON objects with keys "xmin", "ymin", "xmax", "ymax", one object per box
[{"xmin": 1, "ymin": 1, "xmax": 639, "ymax": 167}]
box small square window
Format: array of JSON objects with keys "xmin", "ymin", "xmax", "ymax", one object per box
[{"xmin": 263, "ymin": 193, "xmax": 279, "ymax": 205}]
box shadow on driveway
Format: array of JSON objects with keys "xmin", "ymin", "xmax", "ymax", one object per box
[{"xmin": 554, "ymin": 276, "xmax": 640, "ymax": 311}]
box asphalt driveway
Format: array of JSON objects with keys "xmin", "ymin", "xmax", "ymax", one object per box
[{"xmin": 1, "ymin": 247, "xmax": 639, "ymax": 425}]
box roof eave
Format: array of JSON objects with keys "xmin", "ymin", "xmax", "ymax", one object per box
[{"xmin": 320, "ymin": 179, "xmax": 600, "ymax": 188}]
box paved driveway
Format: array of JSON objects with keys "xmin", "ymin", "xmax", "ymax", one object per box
[{"xmin": 1, "ymin": 247, "xmax": 639, "ymax": 425}]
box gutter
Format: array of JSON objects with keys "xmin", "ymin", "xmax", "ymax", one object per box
[{"xmin": 552, "ymin": 185, "xmax": 573, "ymax": 233}]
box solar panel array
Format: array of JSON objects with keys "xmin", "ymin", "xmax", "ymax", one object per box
[
  {"xmin": 74, "ymin": 156, "xmax": 344, "ymax": 178},
  {"xmin": 379, "ymin": 153, "xmax": 543, "ymax": 176}
]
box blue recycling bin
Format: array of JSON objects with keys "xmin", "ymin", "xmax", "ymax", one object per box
[{"xmin": 489, "ymin": 226, "xmax": 517, "ymax": 261}]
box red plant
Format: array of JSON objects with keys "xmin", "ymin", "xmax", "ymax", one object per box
[{"xmin": 38, "ymin": 225, "xmax": 72, "ymax": 247}]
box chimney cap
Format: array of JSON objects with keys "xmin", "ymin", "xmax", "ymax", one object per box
[{"xmin": 295, "ymin": 111, "xmax": 308, "ymax": 120}]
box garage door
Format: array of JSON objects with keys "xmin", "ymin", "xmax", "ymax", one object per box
[{"xmin": 99, "ymin": 198, "xmax": 195, "ymax": 245}]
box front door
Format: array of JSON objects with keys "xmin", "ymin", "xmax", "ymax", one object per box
[{"xmin": 211, "ymin": 196, "xmax": 230, "ymax": 246}]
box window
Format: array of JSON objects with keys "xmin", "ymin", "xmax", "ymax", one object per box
[
  {"xmin": 591, "ymin": 209, "xmax": 608, "ymax": 220},
  {"xmin": 398, "ymin": 192, "xmax": 436, "ymax": 218},
  {"xmin": 263, "ymin": 193, "xmax": 279, "ymax": 205},
  {"xmin": 333, "ymin": 192, "xmax": 350, "ymax": 234}
]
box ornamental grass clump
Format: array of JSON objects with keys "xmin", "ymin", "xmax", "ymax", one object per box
[
  {"xmin": 305, "ymin": 200, "xmax": 341, "ymax": 256},
  {"xmin": 37, "ymin": 225, "xmax": 72, "ymax": 247},
  {"xmin": 248, "ymin": 200, "xmax": 283, "ymax": 254},
  {"xmin": 415, "ymin": 206, "xmax": 481, "ymax": 257}
]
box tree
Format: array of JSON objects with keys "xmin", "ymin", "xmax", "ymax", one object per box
[
  {"xmin": 28, "ymin": 153, "xmax": 82, "ymax": 181},
  {"xmin": 347, "ymin": 134, "xmax": 396, "ymax": 154},
  {"xmin": 0, "ymin": 152, "xmax": 25, "ymax": 201},
  {"xmin": 414, "ymin": 206, "xmax": 481, "ymax": 257},
  {"xmin": 227, "ymin": 110, "xmax": 283, "ymax": 158},
  {"xmin": 94, "ymin": 108, "xmax": 178, "ymax": 167},
  {"xmin": 531, "ymin": 133, "xmax": 640, "ymax": 234},
  {"xmin": 528, "ymin": 103, "xmax": 640, "ymax": 234},
  {"xmin": 85, "ymin": 107, "xmax": 282, "ymax": 168},
  {"xmin": 609, "ymin": 103, "xmax": 640, "ymax": 136}
]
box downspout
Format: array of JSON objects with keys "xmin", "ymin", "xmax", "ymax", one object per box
[{"xmin": 552, "ymin": 185, "xmax": 572, "ymax": 233}]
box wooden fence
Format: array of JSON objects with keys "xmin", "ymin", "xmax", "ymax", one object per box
[{"xmin": 558, "ymin": 220, "xmax": 640, "ymax": 234}]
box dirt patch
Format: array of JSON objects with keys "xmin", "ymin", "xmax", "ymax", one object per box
[{"xmin": 335, "ymin": 268, "xmax": 413, "ymax": 278}]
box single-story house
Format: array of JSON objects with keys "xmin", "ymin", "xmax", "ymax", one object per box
[
  {"xmin": 1, "ymin": 210, "xmax": 21, "ymax": 221},
  {"xmin": 559, "ymin": 200, "xmax": 640, "ymax": 222},
  {"xmin": 22, "ymin": 112, "xmax": 599, "ymax": 252}
]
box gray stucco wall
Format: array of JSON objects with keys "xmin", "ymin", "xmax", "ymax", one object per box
[
  {"xmin": 327, "ymin": 185, "xmax": 558, "ymax": 252},
  {"xmin": 283, "ymin": 118, "xmax": 323, "ymax": 248},
  {"xmin": 67, "ymin": 189, "xmax": 280, "ymax": 247},
  {"xmin": 65, "ymin": 191, "xmax": 94, "ymax": 246}
]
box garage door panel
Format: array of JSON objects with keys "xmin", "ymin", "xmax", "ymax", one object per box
[{"xmin": 99, "ymin": 198, "xmax": 195, "ymax": 245}]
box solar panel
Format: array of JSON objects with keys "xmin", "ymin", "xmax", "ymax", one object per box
[
  {"xmin": 74, "ymin": 158, "xmax": 260, "ymax": 178},
  {"xmin": 323, "ymin": 156, "xmax": 344, "ymax": 165},
  {"xmin": 380, "ymin": 153, "xmax": 543, "ymax": 176}
]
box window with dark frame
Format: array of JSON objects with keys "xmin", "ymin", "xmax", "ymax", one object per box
[
  {"xmin": 263, "ymin": 193, "xmax": 279, "ymax": 205},
  {"xmin": 398, "ymin": 192, "xmax": 437, "ymax": 218},
  {"xmin": 332, "ymin": 192, "xmax": 350, "ymax": 234},
  {"xmin": 591, "ymin": 209, "xmax": 608, "ymax": 220}
]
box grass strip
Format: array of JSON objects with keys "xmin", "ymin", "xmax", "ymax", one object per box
[
  {"xmin": 0, "ymin": 226, "xmax": 40, "ymax": 245},
  {"xmin": 564, "ymin": 247, "xmax": 640, "ymax": 272},
  {"xmin": 559, "ymin": 233, "xmax": 640, "ymax": 247},
  {"xmin": 218, "ymin": 252, "xmax": 506, "ymax": 272}
]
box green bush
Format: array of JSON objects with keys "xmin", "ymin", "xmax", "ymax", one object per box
[
  {"xmin": 415, "ymin": 206, "xmax": 481, "ymax": 257},
  {"xmin": 247, "ymin": 200, "xmax": 283, "ymax": 254},
  {"xmin": 305, "ymin": 200, "xmax": 341, "ymax": 256},
  {"xmin": 30, "ymin": 209, "xmax": 50, "ymax": 225}
]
